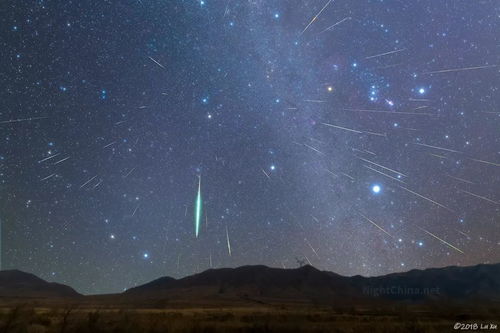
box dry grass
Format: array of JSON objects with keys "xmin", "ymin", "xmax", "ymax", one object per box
[{"xmin": 0, "ymin": 304, "xmax": 497, "ymax": 333}]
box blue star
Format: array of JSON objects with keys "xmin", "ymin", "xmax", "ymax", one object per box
[{"xmin": 371, "ymin": 184, "xmax": 381, "ymax": 194}]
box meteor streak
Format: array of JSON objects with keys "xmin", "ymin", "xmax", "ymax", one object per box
[
  {"xmin": 359, "ymin": 212, "xmax": 393, "ymax": 238},
  {"xmin": 321, "ymin": 122, "xmax": 363, "ymax": 134},
  {"xmin": 398, "ymin": 185, "xmax": 454, "ymax": 213},
  {"xmin": 226, "ymin": 225, "xmax": 232, "ymax": 256},
  {"xmin": 40, "ymin": 174, "xmax": 55, "ymax": 181},
  {"xmin": 343, "ymin": 108, "xmax": 434, "ymax": 116},
  {"xmin": 422, "ymin": 64, "xmax": 497, "ymax": 75},
  {"xmin": 458, "ymin": 189, "xmax": 499, "ymax": 205},
  {"xmin": 419, "ymin": 227, "xmax": 464, "ymax": 254},
  {"xmin": 317, "ymin": 17, "xmax": 351, "ymax": 34},
  {"xmin": 261, "ymin": 168, "xmax": 271, "ymax": 180},
  {"xmin": 53, "ymin": 156, "xmax": 70, "ymax": 165},
  {"xmin": 363, "ymin": 165, "xmax": 406, "ymax": 183},
  {"xmin": 303, "ymin": 143, "xmax": 325, "ymax": 155},
  {"xmin": 414, "ymin": 142, "xmax": 461, "ymax": 153},
  {"xmin": 148, "ymin": 56, "xmax": 166, "ymax": 69},
  {"xmin": 38, "ymin": 153, "xmax": 60, "ymax": 163},
  {"xmin": 300, "ymin": 0, "xmax": 333, "ymax": 36},
  {"xmin": 365, "ymin": 48, "xmax": 406, "ymax": 60},
  {"xmin": 103, "ymin": 141, "xmax": 116, "ymax": 149},
  {"xmin": 0, "ymin": 116, "xmax": 48, "ymax": 124},
  {"xmin": 356, "ymin": 157, "xmax": 407, "ymax": 177},
  {"xmin": 80, "ymin": 175, "xmax": 97, "ymax": 189},
  {"xmin": 195, "ymin": 175, "xmax": 202, "ymax": 238},
  {"xmin": 469, "ymin": 158, "xmax": 500, "ymax": 167}
]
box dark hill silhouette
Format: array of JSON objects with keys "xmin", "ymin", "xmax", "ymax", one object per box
[
  {"xmin": 123, "ymin": 263, "xmax": 500, "ymax": 304},
  {"xmin": 1, "ymin": 263, "xmax": 499, "ymax": 305},
  {"xmin": 0, "ymin": 270, "xmax": 81, "ymax": 298}
]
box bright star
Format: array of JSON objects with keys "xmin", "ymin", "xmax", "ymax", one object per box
[
  {"xmin": 371, "ymin": 184, "xmax": 381, "ymax": 194},
  {"xmin": 418, "ymin": 88, "xmax": 426, "ymax": 94}
]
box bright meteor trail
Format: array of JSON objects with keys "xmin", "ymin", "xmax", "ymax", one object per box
[{"xmin": 195, "ymin": 175, "xmax": 202, "ymax": 238}]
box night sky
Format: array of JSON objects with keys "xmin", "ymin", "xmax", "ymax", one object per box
[{"xmin": 2, "ymin": 0, "xmax": 499, "ymax": 294}]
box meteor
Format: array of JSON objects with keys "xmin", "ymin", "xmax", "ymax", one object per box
[
  {"xmin": 261, "ymin": 168, "xmax": 271, "ymax": 180},
  {"xmin": 414, "ymin": 142, "xmax": 461, "ymax": 154},
  {"xmin": 321, "ymin": 122, "xmax": 363, "ymax": 134},
  {"xmin": 80, "ymin": 175, "xmax": 97, "ymax": 189},
  {"xmin": 40, "ymin": 174, "xmax": 55, "ymax": 181},
  {"xmin": 226, "ymin": 225, "xmax": 232, "ymax": 256},
  {"xmin": 317, "ymin": 17, "xmax": 351, "ymax": 34},
  {"xmin": 148, "ymin": 56, "xmax": 166, "ymax": 69},
  {"xmin": 356, "ymin": 156, "xmax": 407, "ymax": 177},
  {"xmin": 0, "ymin": 116, "xmax": 48, "ymax": 124},
  {"xmin": 419, "ymin": 227, "xmax": 464, "ymax": 254},
  {"xmin": 300, "ymin": 0, "xmax": 334, "ymax": 36},
  {"xmin": 53, "ymin": 156, "xmax": 70, "ymax": 165},
  {"xmin": 303, "ymin": 143, "xmax": 325, "ymax": 155},
  {"xmin": 103, "ymin": 141, "xmax": 116, "ymax": 149},
  {"xmin": 359, "ymin": 212, "xmax": 393, "ymax": 238},
  {"xmin": 365, "ymin": 48, "xmax": 406, "ymax": 60},
  {"xmin": 422, "ymin": 64, "xmax": 497, "ymax": 75},
  {"xmin": 38, "ymin": 153, "xmax": 60, "ymax": 163},
  {"xmin": 469, "ymin": 158, "xmax": 500, "ymax": 167},
  {"xmin": 343, "ymin": 108, "xmax": 435, "ymax": 116},
  {"xmin": 458, "ymin": 189, "xmax": 499, "ymax": 205},
  {"xmin": 446, "ymin": 174, "xmax": 474, "ymax": 185},
  {"xmin": 195, "ymin": 175, "xmax": 202, "ymax": 238},
  {"xmin": 363, "ymin": 165, "xmax": 406, "ymax": 183},
  {"xmin": 398, "ymin": 185, "xmax": 455, "ymax": 213}
]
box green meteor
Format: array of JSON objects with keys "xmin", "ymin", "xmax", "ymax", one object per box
[{"xmin": 195, "ymin": 175, "xmax": 202, "ymax": 238}]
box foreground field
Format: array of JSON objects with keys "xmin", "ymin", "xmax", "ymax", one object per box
[{"xmin": 1, "ymin": 304, "xmax": 498, "ymax": 333}]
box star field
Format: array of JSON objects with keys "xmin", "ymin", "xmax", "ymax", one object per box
[{"xmin": 1, "ymin": 0, "xmax": 499, "ymax": 294}]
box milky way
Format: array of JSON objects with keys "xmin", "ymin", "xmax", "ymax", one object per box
[{"xmin": 2, "ymin": 0, "xmax": 499, "ymax": 294}]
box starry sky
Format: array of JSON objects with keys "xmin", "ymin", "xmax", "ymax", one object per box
[{"xmin": 2, "ymin": 0, "xmax": 499, "ymax": 294}]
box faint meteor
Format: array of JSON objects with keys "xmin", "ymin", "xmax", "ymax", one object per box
[
  {"xmin": 341, "ymin": 172, "xmax": 354, "ymax": 180},
  {"xmin": 38, "ymin": 153, "xmax": 60, "ymax": 163},
  {"xmin": 132, "ymin": 204, "xmax": 140, "ymax": 217},
  {"xmin": 359, "ymin": 212, "xmax": 393, "ymax": 238},
  {"xmin": 93, "ymin": 179, "xmax": 103, "ymax": 189},
  {"xmin": 311, "ymin": 215, "xmax": 320, "ymax": 223},
  {"xmin": 80, "ymin": 175, "xmax": 97, "ymax": 189},
  {"xmin": 261, "ymin": 168, "xmax": 271, "ymax": 180},
  {"xmin": 422, "ymin": 64, "xmax": 497, "ymax": 75},
  {"xmin": 317, "ymin": 17, "xmax": 351, "ymax": 34},
  {"xmin": 195, "ymin": 175, "xmax": 202, "ymax": 238},
  {"xmin": 446, "ymin": 174, "xmax": 474, "ymax": 185},
  {"xmin": 321, "ymin": 122, "xmax": 363, "ymax": 134},
  {"xmin": 419, "ymin": 227, "xmax": 464, "ymax": 254},
  {"xmin": 148, "ymin": 56, "xmax": 166, "ymax": 69},
  {"xmin": 324, "ymin": 168, "xmax": 338, "ymax": 177},
  {"xmin": 356, "ymin": 157, "xmax": 407, "ymax": 177},
  {"xmin": 0, "ymin": 116, "xmax": 48, "ymax": 124},
  {"xmin": 304, "ymin": 255, "xmax": 312, "ymax": 266},
  {"xmin": 123, "ymin": 167, "xmax": 136, "ymax": 178},
  {"xmin": 53, "ymin": 156, "xmax": 70, "ymax": 165},
  {"xmin": 398, "ymin": 185, "xmax": 454, "ymax": 212},
  {"xmin": 428, "ymin": 153, "xmax": 447, "ymax": 160},
  {"xmin": 469, "ymin": 158, "xmax": 500, "ymax": 167},
  {"xmin": 225, "ymin": 225, "xmax": 232, "ymax": 256},
  {"xmin": 304, "ymin": 99, "xmax": 326, "ymax": 103},
  {"xmin": 303, "ymin": 143, "xmax": 325, "ymax": 155},
  {"xmin": 365, "ymin": 48, "xmax": 406, "ymax": 60},
  {"xmin": 363, "ymin": 165, "xmax": 405, "ymax": 183},
  {"xmin": 40, "ymin": 174, "xmax": 55, "ymax": 181},
  {"xmin": 414, "ymin": 142, "xmax": 461, "ymax": 154},
  {"xmin": 103, "ymin": 141, "xmax": 116, "ymax": 149},
  {"xmin": 343, "ymin": 108, "xmax": 434, "ymax": 116},
  {"xmin": 305, "ymin": 238, "xmax": 320, "ymax": 259},
  {"xmin": 300, "ymin": 0, "xmax": 334, "ymax": 36},
  {"xmin": 458, "ymin": 189, "xmax": 499, "ymax": 205}
]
